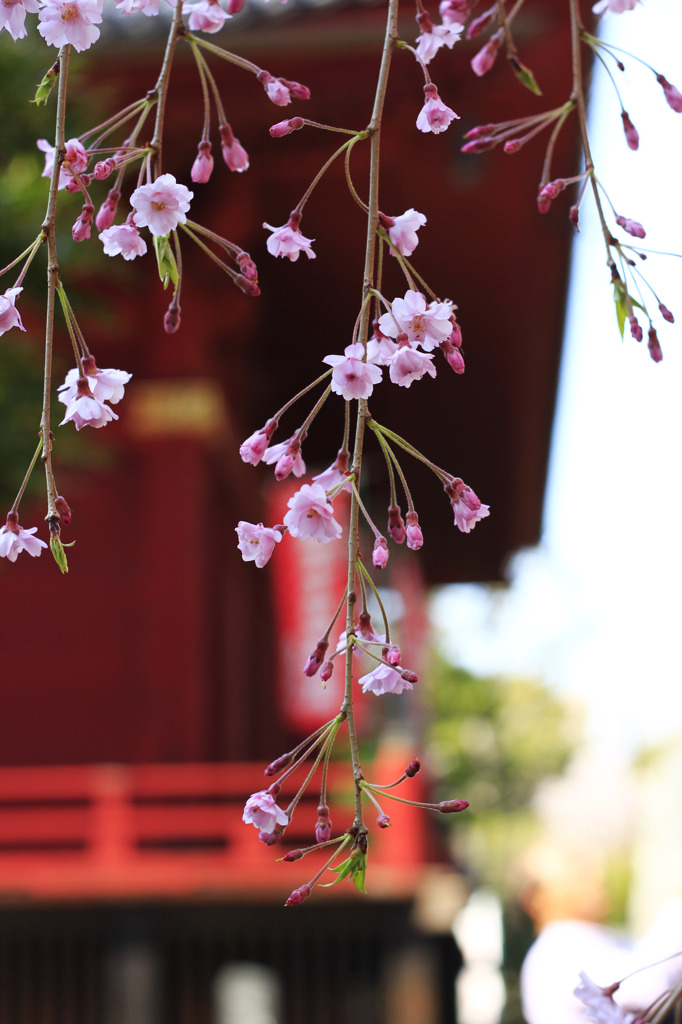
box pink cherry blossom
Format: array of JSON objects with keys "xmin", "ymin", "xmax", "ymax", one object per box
[
  {"xmin": 417, "ymin": 85, "xmax": 459, "ymax": 133},
  {"xmin": 323, "ymin": 342, "xmax": 383, "ymax": 400},
  {"xmin": 358, "ymin": 664, "xmax": 413, "ymax": 696},
  {"xmin": 615, "ymin": 215, "xmax": 645, "ymax": 238},
  {"xmin": 72, "ymin": 203, "xmax": 94, "ymax": 242},
  {"xmin": 264, "ymin": 219, "xmax": 315, "ymax": 261},
  {"xmin": 58, "ymin": 359, "xmax": 132, "ymax": 407},
  {"xmin": 242, "ymin": 790, "xmax": 289, "ymax": 834},
  {"xmin": 471, "ymin": 34, "xmax": 502, "ymax": 76},
  {"xmin": 441, "ymin": 338, "xmax": 465, "ymax": 374},
  {"xmin": 37, "ymin": 137, "xmax": 89, "ymax": 189},
  {"xmin": 115, "ymin": 0, "xmax": 160, "ymax": 15},
  {"xmin": 378, "ymin": 290, "xmax": 453, "ymax": 350},
  {"xmin": 372, "ymin": 536, "xmax": 389, "ymax": 568},
  {"xmin": 263, "ymin": 438, "xmax": 306, "ymax": 478},
  {"xmin": 99, "ymin": 221, "xmax": 148, "ymax": 260},
  {"xmin": 265, "ymin": 79, "xmax": 291, "ymax": 106},
  {"xmin": 283, "ymin": 483, "xmax": 342, "ymax": 543},
  {"xmin": 415, "ymin": 22, "xmax": 463, "ymax": 64},
  {"xmin": 191, "ymin": 141, "xmax": 214, "ymax": 183},
  {"xmin": 312, "ymin": 452, "xmax": 353, "ymax": 494},
  {"xmin": 59, "ymin": 378, "xmax": 119, "ymax": 430},
  {"xmin": 0, "ymin": 513, "xmax": 47, "ymax": 563},
  {"xmin": 0, "ymin": 0, "xmax": 40, "ymax": 40},
  {"xmin": 95, "ymin": 189, "xmax": 120, "ymax": 232},
  {"xmin": 445, "ymin": 477, "xmax": 490, "ymax": 533},
  {"xmin": 131, "ymin": 173, "xmax": 193, "ymax": 237},
  {"xmin": 183, "ymin": 0, "xmax": 228, "ymax": 31},
  {"xmin": 236, "ymin": 521, "xmax": 282, "ymax": 567},
  {"xmin": 621, "ymin": 111, "xmax": 639, "ymax": 151},
  {"xmin": 0, "ymin": 287, "xmax": 25, "ymax": 337},
  {"xmin": 657, "ymin": 75, "xmax": 682, "ymax": 113},
  {"xmin": 389, "ymin": 346, "xmax": 437, "ymax": 387},
  {"xmin": 384, "ymin": 208, "xmax": 427, "ymax": 257},
  {"xmin": 573, "ymin": 973, "xmax": 630, "ymax": 1024},
  {"xmin": 592, "ymin": 0, "xmax": 640, "ymax": 13},
  {"xmin": 405, "ymin": 512, "xmax": 423, "ymax": 551},
  {"xmin": 219, "ymin": 123, "xmax": 249, "ymax": 172},
  {"xmin": 38, "ymin": 0, "xmax": 102, "ymax": 51},
  {"xmin": 239, "ymin": 426, "xmax": 273, "ymax": 466}
]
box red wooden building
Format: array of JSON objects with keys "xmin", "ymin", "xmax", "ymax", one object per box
[{"xmin": 0, "ymin": 2, "xmax": 580, "ymax": 1020}]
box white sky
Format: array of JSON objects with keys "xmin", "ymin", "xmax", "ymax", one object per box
[{"xmin": 432, "ymin": 0, "xmax": 682, "ymax": 759}]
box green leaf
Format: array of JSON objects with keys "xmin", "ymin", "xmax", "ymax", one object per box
[
  {"xmin": 50, "ymin": 535, "xmax": 69, "ymax": 574},
  {"xmin": 512, "ymin": 62, "xmax": 542, "ymax": 97},
  {"xmin": 350, "ymin": 852, "xmax": 367, "ymax": 893},
  {"xmin": 613, "ymin": 279, "xmax": 628, "ymax": 337},
  {"xmin": 33, "ymin": 67, "xmax": 59, "ymax": 106},
  {"xmin": 153, "ymin": 235, "xmax": 178, "ymax": 290},
  {"xmin": 320, "ymin": 849, "xmax": 368, "ymax": 892}
]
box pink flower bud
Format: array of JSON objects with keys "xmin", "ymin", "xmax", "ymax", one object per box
[
  {"xmin": 237, "ymin": 253, "xmax": 258, "ymax": 281},
  {"xmin": 269, "ymin": 117, "xmax": 305, "ymax": 138},
  {"xmin": 259, "ymin": 824, "xmax": 285, "ymax": 845},
  {"xmin": 463, "ymin": 123, "xmax": 496, "ymax": 140},
  {"xmin": 72, "ymin": 203, "xmax": 95, "ymax": 242},
  {"xmin": 227, "ymin": 0, "xmax": 245, "ymax": 12},
  {"xmin": 659, "ymin": 303, "xmax": 675, "ymax": 324},
  {"xmin": 285, "ymin": 884, "xmax": 312, "ymax": 906},
  {"xmin": 235, "ymin": 275, "xmax": 260, "ymax": 296},
  {"xmin": 387, "ymin": 506, "xmax": 406, "ymax": 544},
  {"xmin": 405, "ymin": 511, "xmax": 423, "ymax": 551},
  {"xmin": 95, "ymin": 189, "xmax": 120, "ymax": 232},
  {"xmin": 303, "ymin": 638, "xmax": 329, "ymax": 677},
  {"xmin": 372, "ymin": 536, "xmax": 389, "ymax": 569},
  {"xmin": 569, "ymin": 205, "xmax": 580, "ymax": 228},
  {"xmin": 471, "ymin": 34, "xmax": 502, "ymax": 77},
  {"xmin": 65, "ymin": 178, "xmax": 82, "ymax": 193},
  {"xmin": 315, "ymin": 805, "xmax": 332, "ymax": 843},
  {"xmin": 164, "ymin": 303, "xmax": 181, "ymax": 334},
  {"xmin": 282, "ymin": 848, "xmax": 305, "ymax": 862},
  {"xmin": 657, "ymin": 74, "xmax": 682, "ymax": 114},
  {"xmin": 219, "ymin": 123, "xmax": 249, "ymax": 172},
  {"xmin": 264, "ymin": 750, "xmax": 294, "ymax": 776},
  {"xmin": 401, "ymin": 669, "xmax": 419, "ymax": 684},
  {"xmin": 191, "ymin": 140, "xmax": 214, "ymax": 184},
  {"xmin": 93, "ymin": 158, "xmax": 116, "ymax": 180},
  {"xmin": 275, "ymin": 453, "xmax": 295, "ymax": 481},
  {"xmin": 537, "ymin": 179, "xmax": 565, "ymax": 214},
  {"xmin": 320, "ymin": 659, "xmax": 334, "ymax": 683},
  {"xmin": 376, "ymin": 814, "xmax": 391, "ymax": 829},
  {"xmin": 629, "ymin": 316, "xmax": 643, "ymax": 342},
  {"xmin": 503, "ymin": 139, "xmax": 522, "ymax": 154},
  {"xmin": 55, "ymin": 495, "xmax": 72, "ymax": 525},
  {"xmin": 621, "ymin": 110, "xmax": 639, "ymax": 151},
  {"xmin": 281, "ymin": 79, "xmax": 310, "ymax": 100},
  {"xmin": 441, "ymin": 338, "xmax": 465, "ymax": 374},
  {"xmin": 648, "ymin": 326, "xmax": 663, "ymax": 363},
  {"xmin": 437, "ymin": 799, "xmax": 469, "ymax": 813},
  {"xmin": 449, "ymin": 319, "xmax": 462, "ymax": 347},
  {"xmin": 616, "ymin": 215, "xmax": 646, "ymax": 239},
  {"xmin": 405, "ymin": 758, "xmax": 421, "ymax": 778},
  {"xmin": 466, "ymin": 8, "xmax": 494, "ymax": 38},
  {"xmin": 461, "ymin": 137, "xmax": 496, "ymax": 154}
]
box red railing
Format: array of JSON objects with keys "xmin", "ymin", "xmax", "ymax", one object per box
[{"xmin": 0, "ymin": 753, "xmax": 432, "ymax": 900}]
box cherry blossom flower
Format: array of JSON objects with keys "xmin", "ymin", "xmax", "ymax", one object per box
[
  {"xmin": 59, "ymin": 377, "xmax": 119, "ymax": 430},
  {"xmin": 573, "ymin": 973, "xmax": 630, "ymax": 1024},
  {"xmin": 379, "ymin": 290, "xmax": 453, "ymax": 350},
  {"xmin": 115, "ymin": 0, "xmax": 160, "ymax": 15},
  {"xmin": 235, "ymin": 521, "xmax": 282, "ymax": 567},
  {"xmin": 239, "ymin": 426, "xmax": 274, "ymax": 466},
  {"xmin": 58, "ymin": 360, "xmax": 132, "ymax": 407},
  {"xmin": 367, "ymin": 323, "xmax": 398, "ymax": 365},
  {"xmin": 417, "ymin": 85, "xmax": 459, "ymax": 133},
  {"xmin": 372, "ymin": 536, "xmax": 389, "ymax": 568},
  {"xmin": 72, "ymin": 203, "xmax": 94, "ymax": 242},
  {"xmin": 283, "ymin": 483, "xmax": 342, "ymax": 543},
  {"xmin": 592, "ymin": 0, "xmax": 640, "ymax": 13},
  {"xmin": 270, "ymin": 118, "xmax": 305, "ymax": 138},
  {"xmin": 183, "ymin": 0, "xmax": 228, "ymax": 31},
  {"xmin": 445, "ymin": 477, "xmax": 490, "ymax": 533},
  {"xmin": 381, "ymin": 208, "xmax": 427, "ymax": 257},
  {"xmin": 405, "ymin": 512, "xmax": 424, "ymax": 550},
  {"xmin": 389, "ymin": 346, "xmax": 437, "ymax": 388},
  {"xmin": 657, "ymin": 75, "xmax": 682, "ymax": 113},
  {"xmin": 38, "ymin": 0, "xmax": 103, "ymax": 51},
  {"xmin": 439, "ymin": 0, "xmax": 474, "ymax": 24},
  {"xmin": 219, "ymin": 123, "xmax": 249, "ymax": 172},
  {"xmin": 415, "ymin": 22, "xmax": 463, "ymax": 64},
  {"xmin": 312, "ymin": 451, "xmax": 353, "ymax": 494},
  {"xmin": 257, "ymin": 72, "xmax": 292, "ymax": 106},
  {"xmin": 99, "ymin": 221, "xmax": 148, "ymax": 260},
  {"xmin": 37, "ymin": 137, "xmax": 88, "ymax": 189},
  {"xmin": 0, "ymin": 287, "xmax": 25, "ymax": 337},
  {"xmin": 263, "ymin": 218, "xmax": 315, "ymax": 261},
  {"xmin": 323, "ymin": 343, "xmax": 383, "ymax": 400},
  {"xmin": 191, "ymin": 141, "xmax": 214, "ymax": 183},
  {"xmin": 0, "ymin": 513, "xmax": 47, "ymax": 563},
  {"xmin": 471, "ymin": 34, "xmax": 502, "ymax": 76},
  {"xmin": 131, "ymin": 173, "xmax": 193, "ymax": 237},
  {"xmin": 0, "ymin": 0, "xmax": 41, "ymax": 40},
  {"xmin": 358, "ymin": 664, "xmax": 413, "ymax": 696},
  {"xmin": 242, "ymin": 790, "xmax": 289, "ymax": 834},
  {"xmin": 263, "ymin": 438, "xmax": 306, "ymax": 478}
]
